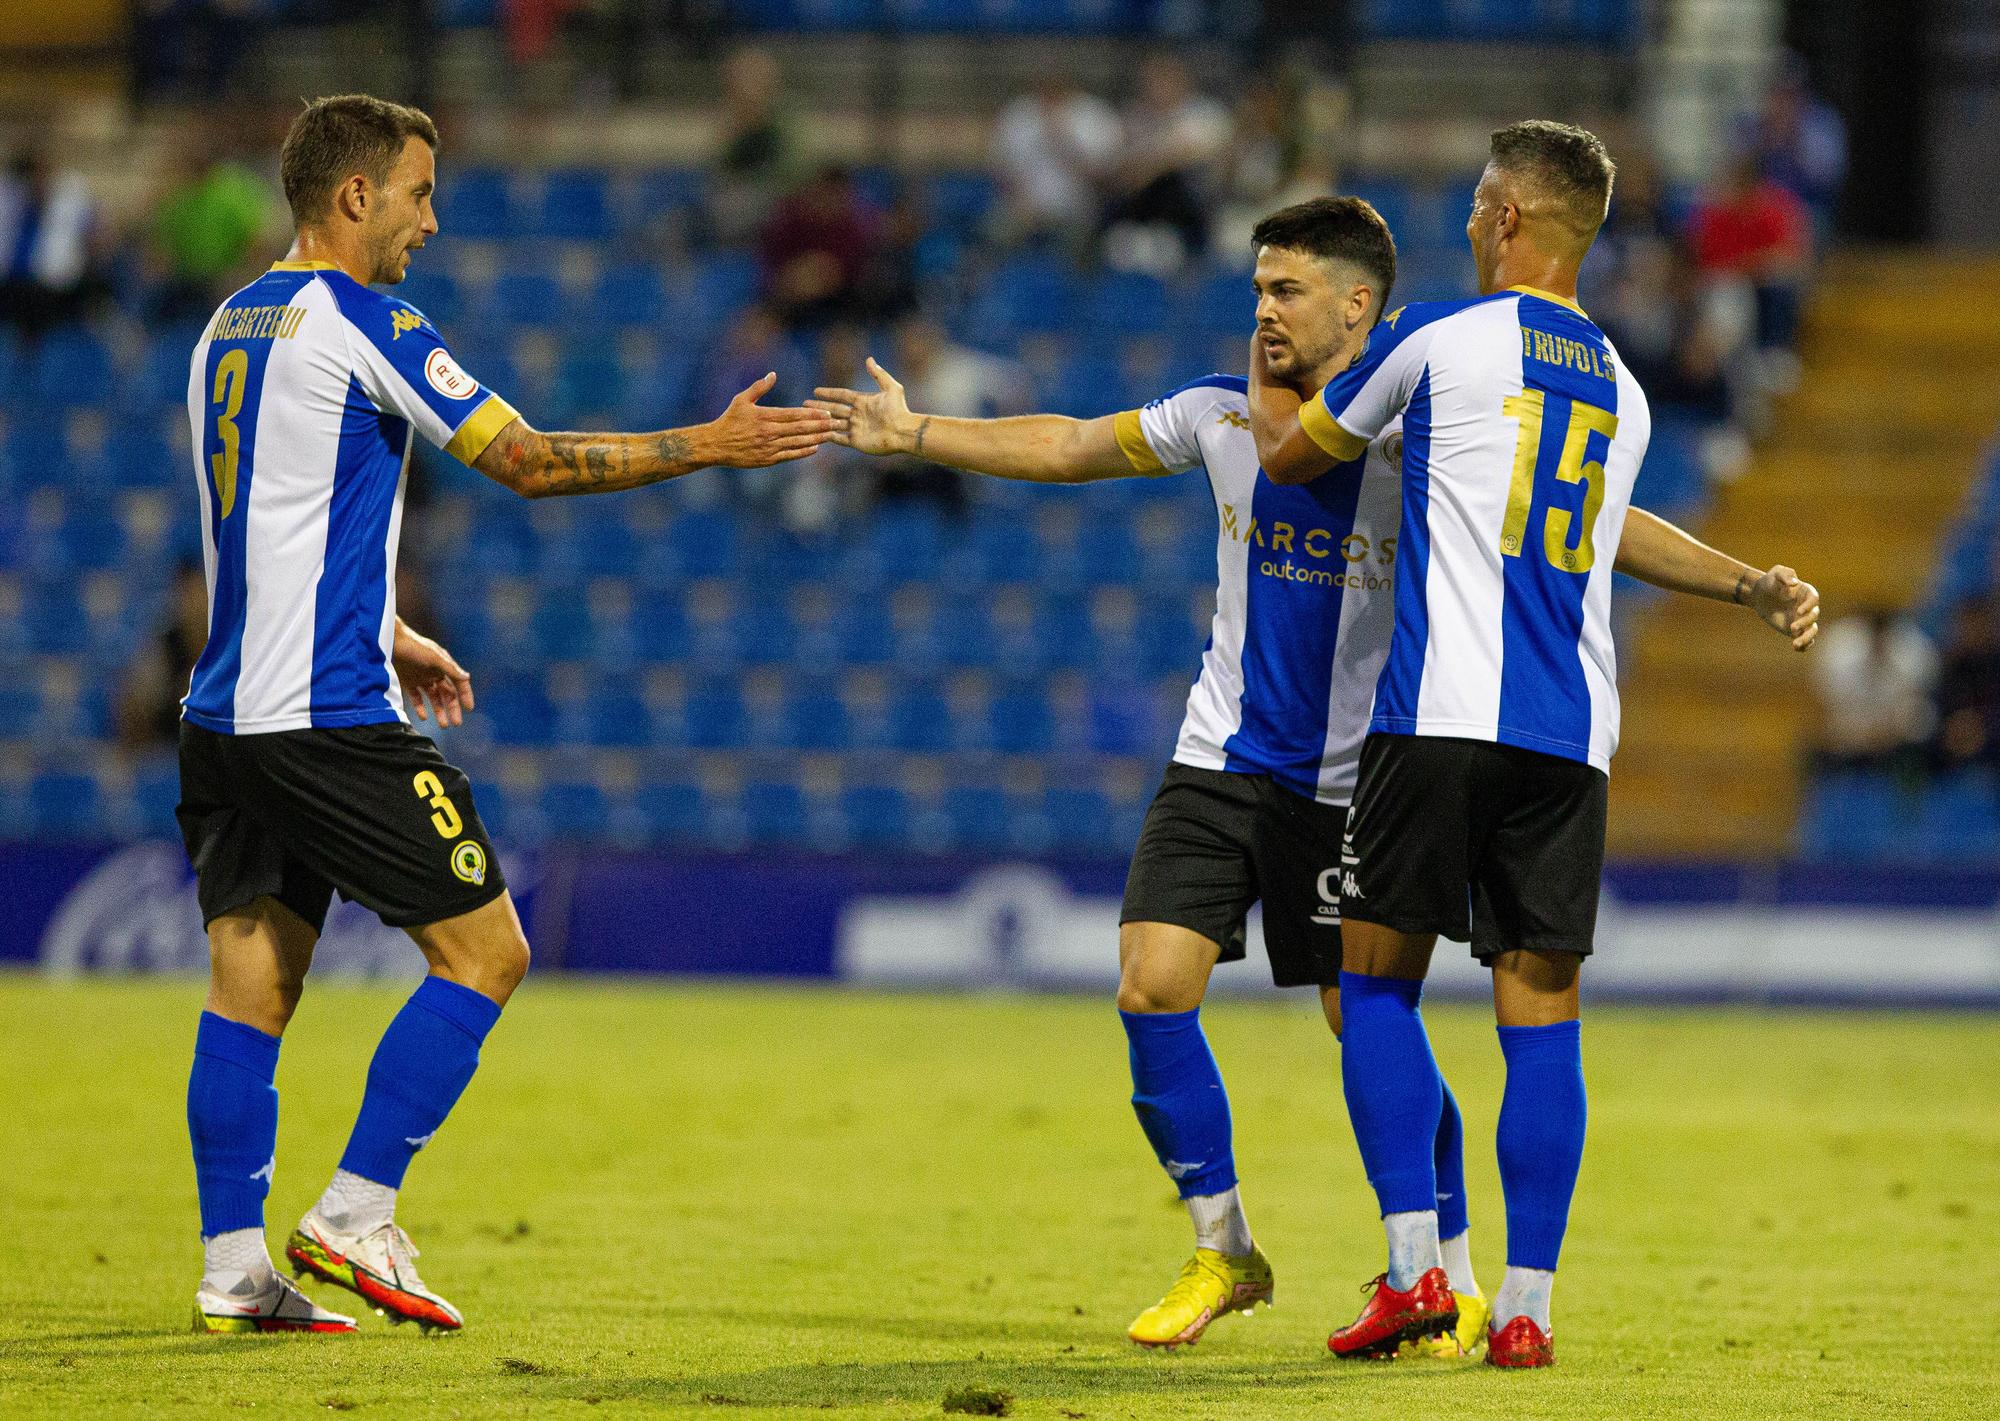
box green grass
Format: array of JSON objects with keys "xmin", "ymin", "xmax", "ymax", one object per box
[{"xmin": 1, "ymin": 975, "xmax": 1996, "ymax": 1419}]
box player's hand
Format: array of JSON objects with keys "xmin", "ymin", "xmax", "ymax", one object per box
[
  {"xmin": 1748, "ymin": 565, "xmax": 1821, "ymax": 651},
  {"xmin": 699, "ymin": 372, "xmax": 835, "ymax": 468},
  {"xmin": 393, "ymin": 623, "xmax": 475, "ymax": 727},
  {"xmin": 808, "ymin": 357, "xmax": 918, "ymax": 456}
]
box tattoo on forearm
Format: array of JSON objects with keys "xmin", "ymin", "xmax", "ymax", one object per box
[
  {"xmin": 1734, "ymin": 570, "xmax": 1755, "ymax": 605},
  {"xmin": 657, "ymin": 431, "xmax": 692, "ymax": 467},
  {"xmin": 915, "ymin": 416, "xmax": 931, "ymax": 457}
]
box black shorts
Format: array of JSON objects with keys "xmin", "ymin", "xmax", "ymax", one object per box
[
  {"xmin": 1342, "ymin": 732, "xmax": 1607, "ymax": 962},
  {"xmin": 175, "ymin": 721, "xmax": 507, "ymax": 933},
  {"xmin": 1120, "ymin": 763, "xmax": 1345, "ymax": 989}
]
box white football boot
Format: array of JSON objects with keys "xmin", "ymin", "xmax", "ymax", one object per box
[
  {"xmin": 194, "ymin": 1271, "xmax": 358, "ymax": 1334},
  {"xmin": 286, "ymin": 1209, "xmax": 464, "ymax": 1331}
]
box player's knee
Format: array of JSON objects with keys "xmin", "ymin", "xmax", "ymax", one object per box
[
  {"xmin": 1115, "ymin": 967, "xmax": 1199, "ymax": 1015},
  {"xmin": 480, "ymin": 930, "xmax": 531, "ymax": 1001}
]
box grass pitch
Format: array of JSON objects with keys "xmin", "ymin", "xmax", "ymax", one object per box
[{"xmin": 1, "ymin": 975, "xmax": 1995, "ymax": 1419}]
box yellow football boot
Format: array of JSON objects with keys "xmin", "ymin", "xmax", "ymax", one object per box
[
  {"xmin": 1127, "ymin": 1246, "xmax": 1274, "ymax": 1349},
  {"xmin": 1406, "ymin": 1289, "xmax": 1489, "ymax": 1359}
]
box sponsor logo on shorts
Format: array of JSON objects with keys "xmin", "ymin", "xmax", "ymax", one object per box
[
  {"xmin": 425, "ymin": 347, "xmax": 479, "ymax": 400},
  {"xmin": 1314, "ymin": 868, "xmax": 1344, "ymax": 923},
  {"xmin": 450, "ymin": 840, "xmax": 488, "ymax": 886}
]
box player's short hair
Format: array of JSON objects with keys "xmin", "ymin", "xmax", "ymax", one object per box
[
  {"xmin": 1249, "ymin": 197, "xmax": 1398, "ymax": 317},
  {"xmin": 280, "ymin": 94, "xmax": 439, "ymax": 226},
  {"xmin": 1488, "ymin": 119, "xmax": 1616, "ymax": 243}
]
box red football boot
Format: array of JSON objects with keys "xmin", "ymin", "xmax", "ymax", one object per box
[
  {"xmin": 1327, "ymin": 1266, "xmax": 1458, "ymax": 1359},
  {"xmin": 1485, "ymin": 1313, "xmax": 1555, "ymax": 1368}
]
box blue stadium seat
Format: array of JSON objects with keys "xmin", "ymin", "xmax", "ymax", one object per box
[
  {"xmin": 634, "ymin": 779, "xmax": 706, "ymax": 841},
  {"xmin": 633, "ymin": 603, "xmax": 692, "ymax": 662},
  {"xmin": 687, "ymin": 253, "xmax": 760, "ymax": 331},
  {"xmin": 943, "ymin": 782, "xmax": 1013, "ymax": 851},
  {"xmin": 1040, "ymin": 354, "xmax": 1129, "ymax": 419},
  {"xmin": 591, "ymin": 263, "xmax": 672, "ymax": 329},
  {"xmin": 541, "ymin": 779, "xmax": 611, "ymax": 839},
  {"xmin": 29, "ymin": 329, "xmax": 116, "ymax": 408},
  {"xmin": 966, "ymin": 255, "xmax": 1082, "ymax": 339},
  {"xmin": 833, "ymin": 599, "xmax": 895, "ymax": 665},
  {"xmin": 395, "ymin": 270, "xmax": 464, "ymax": 328},
  {"xmin": 24, "ymin": 584, "xmax": 91, "ymax": 654},
  {"xmin": 990, "ymin": 681, "xmax": 1055, "ymax": 753},
  {"xmin": 532, "ymin": 168, "xmax": 615, "ymax": 242},
  {"xmin": 550, "ymin": 349, "xmax": 627, "ymax": 425},
  {"xmin": 131, "ymin": 756, "xmax": 181, "ymax": 837},
  {"xmin": 627, "ymin": 167, "xmax": 712, "ymax": 229},
  {"xmin": 103, "ymin": 420, "xmax": 180, "ymax": 490},
  {"xmin": 786, "ymin": 681, "xmax": 850, "ymax": 751},
  {"xmin": 926, "ymin": 171, "xmax": 997, "ymax": 236},
  {"xmin": 889, "ymin": 680, "xmax": 953, "ymax": 752},
  {"xmin": 479, "ymin": 675, "xmax": 557, "ymax": 746},
  {"xmin": 435, "ymin": 166, "xmax": 511, "ymax": 241},
  {"xmin": 29, "ymin": 769, "xmax": 104, "ymax": 840},
  {"xmin": 488, "ymin": 269, "xmax": 566, "ymax": 330},
  {"xmin": 741, "ymin": 778, "xmax": 807, "ymax": 844},
  {"xmin": 1044, "ymin": 784, "xmax": 1113, "ymax": 852},
  {"xmin": 840, "ymin": 783, "xmax": 911, "ymax": 848},
  {"xmin": 684, "ymin": 681, "xmax": 747, "ymax": 749},
  {"xmin": 1082, "ymin": 270, "xmax": 1170, "ymax": 336}
]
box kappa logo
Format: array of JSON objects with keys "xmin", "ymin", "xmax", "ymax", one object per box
[
  {"xmin": 390, "ymin": 307, "xmax": 425, "ymax": 340},
  {"xmin": 251, "ymin": 1156, "xmax": 275, "ymax": 1184},
  {"xmin": 1342, "ymin": 871, "xmax": 1364, "ymax": 900},
  {"xmin": 1216, "ymin": 409, "xmax": 1250, "ymax": 430},
  {"xmin": 405, "ymin": 1131, "xmax": 437, "ymax": 1149},
  {"xmin": 424, "ymin": 346, "xmax": 478, "ymax": 400},
  {"xmin": 451, "ymin": 840, "xmax": 488, "ymax": 886},
  {"xmin": 1162, "ymin": 1159, "xmax": 1206, "ymax": 1180}
]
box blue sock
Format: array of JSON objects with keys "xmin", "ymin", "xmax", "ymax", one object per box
[
  {"xmin": 1339, "ymin": 971, "xmax": 1442, "ymax": 1217},
  {"xmin": 1496, "ymin": 1019, "xmax": 1586, "ymax": 1271},
  {"xmin": 187, "ymin": 1012, "xmax": 282, "ymax": 1238},
  {"xmin": 337, "ymin": 976, "xmax": 502, "ymax": 1188},
  {"xmin": 1121, "ymin": 1008, "xmax": 1235, "ymax": 1199},
  {"xmin": 1435, "ymin": 1074, "xmax": 1470, "ymax": 1240}
]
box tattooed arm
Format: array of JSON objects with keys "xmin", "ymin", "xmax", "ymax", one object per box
[{"xmin": 473, "ymin": 373, "xmax": 832, "ymax": 498}]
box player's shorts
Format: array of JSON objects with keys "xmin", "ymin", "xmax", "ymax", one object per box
[
  {"xmin": 1341, "ymin": 732, "xmax": 1607, "ymax": 962},
  {"xmin": 175, "ymin": 721, "xmax": 507, "ymax": 933},
  {"xmin": 1120, "ymin": 762, "xmax": 1345, "ymax": 989}
]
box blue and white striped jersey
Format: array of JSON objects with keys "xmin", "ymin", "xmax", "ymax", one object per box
[
  {"xmin": 182, "ymin": 261, "xmax": 518, "ymax": 734},
  {"xmin": 1299, "ymin": 286, "xmax": 1651, "ymax": 772},
  {"xmin": 1116, "ymin": 375, "xmax": 1402, "ymax": 804}
]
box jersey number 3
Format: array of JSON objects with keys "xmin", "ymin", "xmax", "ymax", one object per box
[
  {"xmin": 209, "ymin": 348, "xmax": 249, "ymax": 520},
  {"xmin": 1499, "ymin": 390, "xmax": 1618, "ymax": 573}
]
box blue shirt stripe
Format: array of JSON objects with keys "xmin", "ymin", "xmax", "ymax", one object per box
[
  {"xmin": 309, "ymin": 376, "xmax": 407, "ymax": 726},
  {"xmin": 1222, "ymin": 460, "xmax": 1370, "ymax": 794},
  {"xmin": 1370, "ymin": 369, "xmax": 1435, "ymax": 730}
]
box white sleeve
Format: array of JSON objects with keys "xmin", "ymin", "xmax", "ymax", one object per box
[{"xmin": 1115, "ymin": 383, "xmax": 1223, "ymax": 475}]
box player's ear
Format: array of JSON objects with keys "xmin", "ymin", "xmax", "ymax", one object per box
[{"xmin": 335, "ymin": 172, "xmax": 368, "ymax": 224}]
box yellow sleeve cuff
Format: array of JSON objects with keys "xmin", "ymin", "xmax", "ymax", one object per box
[
  {"xmin": 1113, "ymin": 409, "xmax": 1169, "ymax": 475},
  {"xmin": 443, "ymin": 393, "xmax": 520, "ymax": 466},
  {"xmin": 1299, "ymin": 395, "xmax": 1369, "ymax": 463}
]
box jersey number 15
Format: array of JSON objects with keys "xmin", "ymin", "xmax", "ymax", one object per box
[{"xmin": 1499, "ymin": 390, "xmax": 1618, "ymax": 573}]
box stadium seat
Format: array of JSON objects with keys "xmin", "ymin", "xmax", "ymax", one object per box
[
  {"xmin": 541, "ymin": 778, "xmax": 611, "ymax": 839},
  {"xmin": 531, "ymin": 169, "xmax": 616, "ymax": 243},
  {"xmin": 840, "ymin": 783, "xmax": 912, "ymax": 848},
  {"xmin": 28, "ymin": 769, "xmax": 104, "ymax": 840},
  {"xmin": 435, "ymin": 166, "xmax": 512, "ymax": 241},
  {"xmin": 395, "ymin": 270, "xmax": 464, "ymax": 327},
  {"xmin": 479, "ymin": 675, "xmax": 558, "ymax": 746},
  {"xmin": 990, "ymin": 681, "xmax": 1055, "ymax": 754},
  {"xmin": 966, "ymin": 255, "xmax": 1082, "ymax": 340},
  {"xmin": 1043, "ymin": 783, "xmax": 1113, "ymax": 852},
  {"xmin": 591, "ymin": 263, "xmax": 672, "ymax": 329},
  {"xmin": 633, "ymin": 778, "xmax": 706, "ymax": 842},
  {"xmin": 1082, "ymin": 270, "xmax": 1170, "ymax": 337},
  {"xmin": 888, "ymin": 679, "xmax": 954, "ymax": 753},
  {"xmin": 740, "ymin": 778, "xmax": 807, "ymax": 844},
  {"xmin": 29, "ymin": 330, "xmax": 116, "ymax": 408},
  {"xmin": 684, "ymin": 681, "xmax": 747, "ymax": 749}
]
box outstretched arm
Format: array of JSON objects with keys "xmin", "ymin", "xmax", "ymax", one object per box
[
  {"xmin": 809, "ymin": 358, "xmax": 1138, "ymax": 483},
  {"xmin": 472, "ymin": 373, "xmax": 832, "ymax": 498},
  {"xmin": 1615, "ymin": 507, "xmax": 1822, "ymax": 650}
]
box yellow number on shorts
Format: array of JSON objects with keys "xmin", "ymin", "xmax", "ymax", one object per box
[
  {"xmin": 209, "ymin": 349, "xmax": 249, "ymax": 520},
  {"xmin": 1499, "ymin": 390, "xmax": 1618, "ymax": 573},
  {"xmin": 412, "ymin": 770, "xmax": 464, "ymax": 839}
]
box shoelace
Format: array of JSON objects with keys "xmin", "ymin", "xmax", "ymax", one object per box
[
  {"xmin": 369, "ymin": 1222, "xmax": 429, "ymax": 1290},
  {"xmin": 1360, "ymin": 1272, "xmax": 1389, "ymax": 1295},
  {"xmin": 1160, "ymin": 1254, "xmax": 1228, "ymax": 1309}
]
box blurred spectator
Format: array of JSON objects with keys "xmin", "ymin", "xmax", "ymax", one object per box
[
  {"xmin": 1735, "ymin": 53, "xmax": 1848, "ymax": 243},
  {"xmin": 1099, "ymin": 54, "xmax": 1231, "ymax": 274},
  {"xmin": 1810, "ymin": 610, "xmax": 1937, "ymax": 775},
  {"xmin": 1213, "ymin": 73, "xmax": 1324, "ymax": 264},
  {"xmin": 147, "ymin": 140, "xmax": 278, "ymax": 325},
  {"xmin": 855, "ymin": 317, "xmax": 1031, "ymax": 517},
  {"xmin": 852, "ymin": 186, "xmax": 925, "ymax": 328},
  {"xmin": 711, "ymin": 46, "xmax": 805, "ymax": 247},
  {"xmin": 1687, "ymin": 154, "xmax": 1811, "ymax": 373},
  {"xmin": 758, "ymin": 165, "xmax": 881, "ymax": 331},
  {"xmin": 1932, "ymin": 597, "xmax": 2000, "ymax": 773},
  {"xmin": 0, "ymin": 145, "xmax": 106, "ymax": 340},
  {"xmin": 989, "ymin": 77, "xmax": 1121, "ymax": 250},
  {"xmin": 1594, "ymin": 153, "xmax": 1752, "ymax": 477},
  {"xmin": 117, "ymin": 562, "xmax": 208, "ymax": 754}
]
